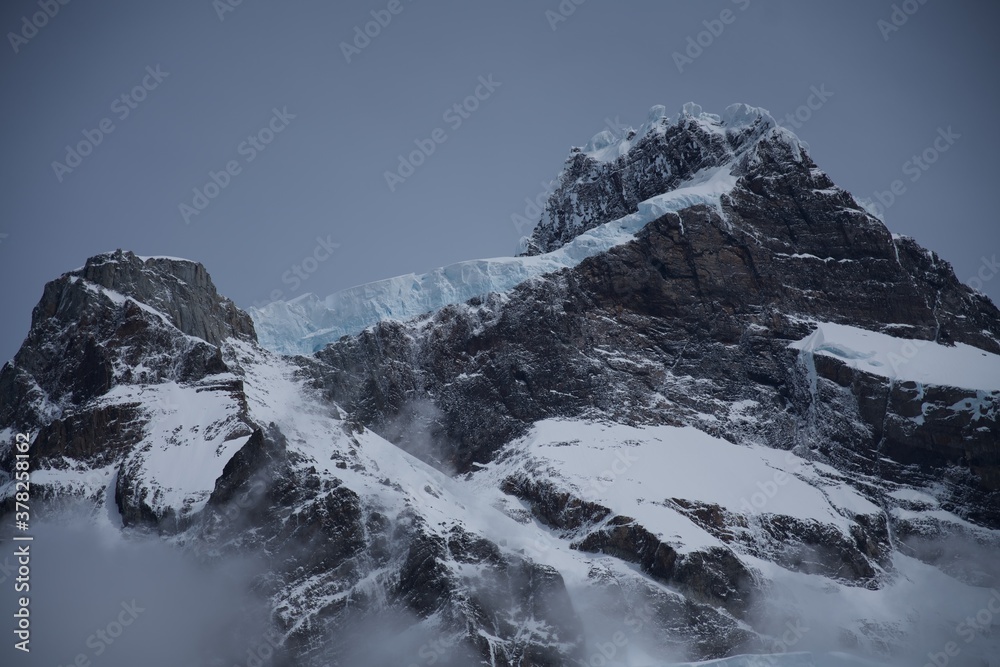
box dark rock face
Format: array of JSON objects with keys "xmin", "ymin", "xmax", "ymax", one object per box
[
  {"xmin": 31, "ymin": 403, "xmax": 145, "ymax": 464},
  {"xmin": 0, "ymin": 250, "xmax": 254, "ymax": 429},
  {"xmin": 665, "ymin": 497, "xmax": 892, "ymax": 584},
  {"xmin": 315, "ymin": 192, "xmax": 999, "ymax": 487},
  {"xmin": 500, "ymin": 475, "xmax": 612, "ymax": 530},
  {"xmin": 810, "ymin": 352, "xmax": 1000, "ymax": 494},
  {"xmin": 58, "ymin": 249, "xmax": 257, "ymax": 347},
  {"xmin": 574, "ymin": 516, "xmax": 754, "ymax": 617}
]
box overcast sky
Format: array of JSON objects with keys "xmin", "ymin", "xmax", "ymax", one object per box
[{"xmin": 1, "ymin": 0, "xmax": 997, "ymax": 362}]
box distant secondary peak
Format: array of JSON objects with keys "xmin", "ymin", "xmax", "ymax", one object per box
[{"xmin": 53, "ymin": 249, "xmax": 257, "ymax": 347}]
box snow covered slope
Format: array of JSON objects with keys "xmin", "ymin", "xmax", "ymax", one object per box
[
  {"xmin": 215, "ymin": 349, "xmax": 1000, "ymax": 665},
  {"xmin": 792, "ymin": 321, "xmax": 1000, "ymax": 392},
  {"xmin": 467, "ymin": 418, "xmax": 1000, "ymax": 665},
  {"xmin": 114, "ymin": 377, "xmax": 254, "ymax": 521},
  {"xmin": 26, "ymin": 373, "xmax": 255, "ymax": 526},
  {"xmin": 470, "ymin": 419, "xmax": 880, "ymax": 553}
]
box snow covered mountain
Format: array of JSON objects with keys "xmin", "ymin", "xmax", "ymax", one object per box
[{"xmin": 3, "ymin": 103, "xmax": 1000, "ymax": 666}]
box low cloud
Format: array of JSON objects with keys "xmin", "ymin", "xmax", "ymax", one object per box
[{"xmin": 0, "ymin": 508, "xmax": 280, "ymax": 667}]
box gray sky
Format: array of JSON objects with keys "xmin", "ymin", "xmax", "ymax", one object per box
[{"xmin": 1, "ymin": 0, "xmax": 997, "ymax": 363}]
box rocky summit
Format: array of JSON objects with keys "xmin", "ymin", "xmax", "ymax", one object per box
[{"xmin": 2, "ymin": 104, "xmax": 1000, "ymax": 666}]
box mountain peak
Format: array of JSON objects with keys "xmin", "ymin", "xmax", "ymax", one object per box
[
  {"xmin": 527, "ymin": 102, "xmax": 806, "ymax": 255},
  {"xmin": 0, "ymin": 249, "xmax": 258, "ymax": 434},
  {"xmin": 248, "ymin": 104, "xmax": 829, "ymax": 354},
  {"xmin": 580, "ymin": 102, "xmax": 782, "ymax": 164},
  {"xmin": 49, "ymin": 249, "xmax": 256, "ymax": 348}
]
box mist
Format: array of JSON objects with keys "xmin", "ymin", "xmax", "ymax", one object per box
[
  {"xmin": 741, "ymin": 530, "xmax": 1000, "ymax": 667},
  {"xmin": 0, "ymin": 508, "xmax": 282, "ymax": 667}
]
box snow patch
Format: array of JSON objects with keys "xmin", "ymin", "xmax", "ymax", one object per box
[
  {"xmin": 470, "ymin": 419, "xmax": 870, "ymax": 553},
  {"xmin": 790, "ymin": 321, "xmax": 1000, "ymax": 392}
]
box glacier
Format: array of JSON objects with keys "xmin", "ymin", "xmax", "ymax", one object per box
[
  {"xmin": 249, "ymin": 102, "xmax": 807, "ymax": 357},
  {"xmin": 250, "ymin": 166, "xmax": 738, "ymax": 356}
]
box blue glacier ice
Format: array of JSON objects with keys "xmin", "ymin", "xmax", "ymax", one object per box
[{"xmin": 250, "ymin": 167, "xmax": 738, "ymax": 355}]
